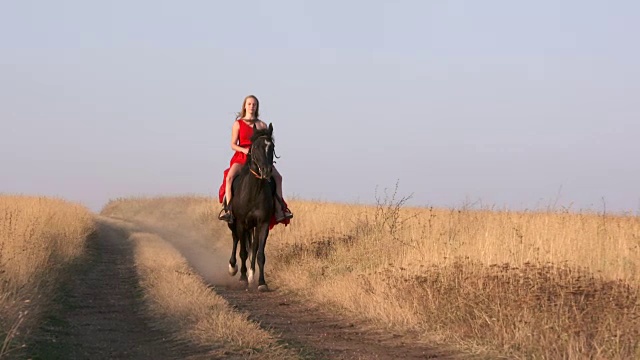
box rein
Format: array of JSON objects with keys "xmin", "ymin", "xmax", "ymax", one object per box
[{"xmin": 250, "ymin": 168, "xmax": 262, "ymax": 179}]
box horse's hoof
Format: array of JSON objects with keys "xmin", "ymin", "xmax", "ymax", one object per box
[
  {"xmin": 228, "ymin": 264, "xmax": 238, "ymax": 276},
  {"xmin": 258, "ymin": 284, "xmax": 269, "ymax": 292},
  {"xmin": 247, "ymin": 269, "xmax": 254, "ymax": 284}
]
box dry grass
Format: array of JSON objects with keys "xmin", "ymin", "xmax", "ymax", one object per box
[
  {"xmin": 100, "ymin": 211, "xmax": 298, "ymax": 359},
  {"xmin": 0, "ymin": 195, "xmax": 94, "ymax": 358},
  {"xmin": 268, "ymin": 196, "xmax": 640, "ymax": 359},
  {"xmin": 101, "ymin": 194, "xmax": 640, "ymax": 359}
]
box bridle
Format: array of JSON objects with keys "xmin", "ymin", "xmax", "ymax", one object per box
[{"xmin": 248, "ymin": 135, "xmax": 278, "ymax": 180}]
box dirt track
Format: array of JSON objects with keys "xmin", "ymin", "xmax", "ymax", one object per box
[
  {"xmin": 27, "ymin": 217, "xmax": 471, "ymax": 360},
  {"xmin": 26, "ymin": 220, "xmax": 215, "ymax": 359}
]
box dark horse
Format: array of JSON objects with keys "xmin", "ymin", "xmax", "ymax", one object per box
[{"xmin": 227, "ymin": 123, "xmax": 277, "ymax": 291}]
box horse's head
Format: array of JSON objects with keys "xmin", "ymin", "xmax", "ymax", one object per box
[{"xmin": 248, "ymin": 123, "xmax": 276, "ymax": 180}]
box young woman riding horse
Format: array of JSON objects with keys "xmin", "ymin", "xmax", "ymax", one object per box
[{"xmin": 218, "ymin": 94, "xmax": 293, "ymax": 224}]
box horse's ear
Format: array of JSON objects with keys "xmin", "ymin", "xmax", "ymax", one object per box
[
  {"xmin": 253, "ymin": 123, "xmax": 257, "ymax": 130},
  {"xmin": 268, "ymin": 123, "xmax": 273, "ymax": 134}
]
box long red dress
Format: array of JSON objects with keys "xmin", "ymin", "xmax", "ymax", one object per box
[{"xmin": 218, "ymin": 119, "xmax": 290, "ymax": 229}]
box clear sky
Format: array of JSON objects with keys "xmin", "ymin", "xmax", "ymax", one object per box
[{"xmin": 1, "ymin": 1, "xmax": 639, "ymax": 213}]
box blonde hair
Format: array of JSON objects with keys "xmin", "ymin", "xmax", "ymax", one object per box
[{"xmin": 236, "ymin": 94, "xmax": 260, "ymax": 120}]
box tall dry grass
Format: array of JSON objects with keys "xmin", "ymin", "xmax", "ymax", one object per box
[
  {"xmin": 268, "ymin": 193, "xmax": 640, "ymax": 359},
  {"xmin": 100, "ymin": 194, "xmax": 640, "ymax": 359},
  {"xmin": 0, "ymin": 195, "xmax": 94, "ymax": 358}
]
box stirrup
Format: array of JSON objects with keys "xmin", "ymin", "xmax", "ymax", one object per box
[
  {"xmin": 276, "ymin": 208, "xmax": 293, "ymax": 222},
  {"xmin": 218, "ymin": 208, "xmax": 234, "ymax": 224}
]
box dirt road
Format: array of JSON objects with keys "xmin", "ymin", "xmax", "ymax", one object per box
[
  {"xmin": 26, "ymin": 220, "xmax": 214, "ymax": 359},
  {"xmin": 27, "ymin": 217, "xmax": 470, "ymax": 359}
]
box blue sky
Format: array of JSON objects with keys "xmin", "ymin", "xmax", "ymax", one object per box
[{"xmin": 1, "ymin": 1, "xmax": 639, "ymax": 213}]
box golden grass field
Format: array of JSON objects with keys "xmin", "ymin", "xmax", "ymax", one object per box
[
  {"xmin": 3, "ymin": 192, "xmax": 639, "ymax": 359},
  {"xmin": 103, "ymin": 194, "xmax": 640, "ymax": 360},
  {"xmin": 268, "ymin": 199, "xmax": 640, "ymax": 358},
  {"xmin": 0, "ymin": 195, "xmax": 94, "ymax": 357}
]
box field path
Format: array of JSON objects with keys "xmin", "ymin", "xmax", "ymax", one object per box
[{"xmin": 28, "ymin": 219, "xmax": 208, "ymax": 359}]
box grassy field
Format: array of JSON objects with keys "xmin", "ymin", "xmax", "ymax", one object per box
[
  {"xmin": 102, "ymin": 194, "xmax": 640, "ymax": 359},
  {"xmin": 0, "ymin": 195, "xmax": 94, "ymax": 358},
  {"xmin": 11, "ymin": 191, "xmax": 636, "ymax": 358},
  {"xmin": 271, "ymin": 197, "xmax": 640, "ymax": 359}
]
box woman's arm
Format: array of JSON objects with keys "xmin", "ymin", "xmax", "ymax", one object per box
[{"xmin": 230, "ymin": 121, "xmax": 249, "ymax": 154}]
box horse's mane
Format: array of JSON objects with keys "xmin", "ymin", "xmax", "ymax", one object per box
[
  {"xmin": 239, "ymin": 128, "xmax": 273, "ymax": 174},
  {"xmin": 250, "ymin": 127, "xmax": 273, "ymax": 143}
]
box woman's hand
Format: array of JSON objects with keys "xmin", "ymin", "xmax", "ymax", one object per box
[{"xmin": 242, "ymin": 147, "xmax": 250, "ymax": 155}]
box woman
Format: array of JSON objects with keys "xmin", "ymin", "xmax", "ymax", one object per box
[{"xmin": 218, "ymin": 94, "xmax": 293, "ymax": 225}]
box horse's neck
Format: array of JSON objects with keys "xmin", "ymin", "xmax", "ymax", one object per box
[
  {"xmin": 241, "ymin": 157, "xmax": 271, "ymax": 191},
  {"xmin": 241, "ymin": 167, "xmax": 268, "ymax": 188},
  {"xmin": 236, "ymin": 176, "xmax": 270, "ymax": 206}
]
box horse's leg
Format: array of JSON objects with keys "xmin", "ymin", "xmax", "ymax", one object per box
[
  {"xmin": 248, "ymin": 227, "xmax": 259, "ymax": 285},
  {"xmin": 256, "ymin": 222, "xmax": 270, "ymax": 292},
  {"xmin": 238, "ymin": 227, "xmax": 249, "ymax": 284},
  {"xmin": 228, "ymin": 227, "xmax": 239, "ymax": 276}
]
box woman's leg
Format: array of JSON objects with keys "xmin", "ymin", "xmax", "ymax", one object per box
[
  {"xmin": 272, "ymin": 166, "xmax": 284, "ymax": 203},
  {"xmin": 272, "ymin": 166, "xmax": 293, "ymax": 220},
  {"xmin": 219, "ymin": 163, "xmax": 243, "ymax": 222},
  {"xmin": 225, "ymin": 163, "xmax": 243, "ymax": 205}
]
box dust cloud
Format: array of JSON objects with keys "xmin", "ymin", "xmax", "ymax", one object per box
[{"xmin": 102, "ymin": 211, "xmax": 242, "ymax": 288}]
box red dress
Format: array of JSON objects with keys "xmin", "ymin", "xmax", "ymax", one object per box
[{"xmin": 218, "ymin": 120, "xmax": 290, "ymax": 229}]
